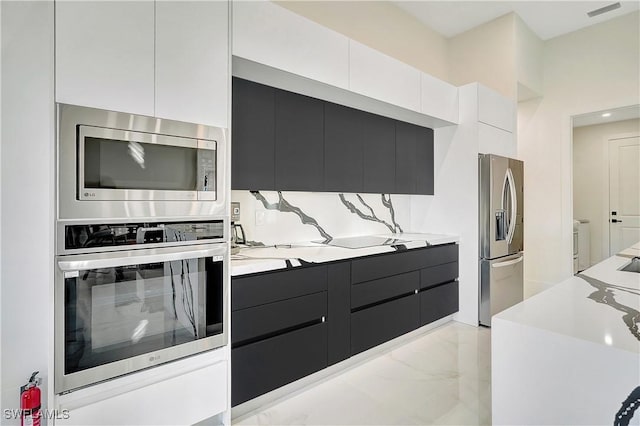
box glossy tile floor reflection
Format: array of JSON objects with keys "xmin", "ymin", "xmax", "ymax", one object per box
[{"xmin": 234, "ymin": 322, "xmax": 491, "ymax": 425}]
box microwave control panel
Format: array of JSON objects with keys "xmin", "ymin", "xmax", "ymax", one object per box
[{"xmin": 197, "ymin": 148, "xmax": 217, "ymax": 193}]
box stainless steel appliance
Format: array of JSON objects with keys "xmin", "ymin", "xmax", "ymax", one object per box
[
  {"xmin": 479, "ymin": 154, "xmax": 524, "ymax": 326},
  {"xmin": 54, "ymin": 220, "xmax": 228, "ymax": 394},
  {"xmin": 57, "ymin": 103, "xmax": 228, "ymax": 221}
]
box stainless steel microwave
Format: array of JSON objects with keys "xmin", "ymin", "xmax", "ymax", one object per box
[{"xmin": 57, "ymin": 104, "xmax": 228, "ymax": 221}]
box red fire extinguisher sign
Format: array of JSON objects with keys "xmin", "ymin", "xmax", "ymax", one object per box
[{"xmin": 20, "ymin": 372, "xmax": 41, "ymax": 426}]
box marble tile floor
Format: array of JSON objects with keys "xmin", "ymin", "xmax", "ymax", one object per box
[{"xmin": 233, "ymin": 322, "xmax": 492, "ymax": 425}]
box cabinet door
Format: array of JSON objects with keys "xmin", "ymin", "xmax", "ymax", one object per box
[
  {"xmin": 231, "ymin": 78, "xmax": 276, "ymax": 190},
  {"xmin": 55, "ymin": 1, "xmax": 154, "ymax": 115},
  {"xmin": 232, "ymin": 265, "xmax": 327, "ymax": 311},
  {"xmin": 328, "ymin": 262, "xmax": 350, "ymax": 366},
  {"xmin": 324, "ymin": 103, "xmax": 363, "ymax": 193},
  {"xmin": 416, "ymin": 127, "xmax": 435, "ymax": 195},
  {"xmin": 351, "ymin": 294, "xmax": 419, "ymax": 355},
  {"xmin": 155, "ymin": 1, "xmax": 229, "ymax": 127},
  {"xmin": 275, "ymin": 89, "xmax": 324, "ymax": 191},
  {"xmin": 232, "ymin": 323, "xmax": 327, "ymax": 406},
  {"xmin": 232, "ymin": 0, "xmax": 349, "ymax": 89},
  {"xmin": 420, "ymin": 281, "xmax": 459, "ymax": 326},
  {"xmin": 395, "ymin": 122, "xmax": 434, "ymax": 195},
  {"xmin": 362, "ymin": 113, "xmax": 396, "ymax": 194},
  {"xmin": 395, "ymin": 121, "xmax": 417, "ymax": 194},
  {"xmin": 349, "ymin": 40, "xmax": 421, "ymax": 112}
]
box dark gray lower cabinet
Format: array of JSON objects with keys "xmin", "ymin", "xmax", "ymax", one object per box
[
  {"xmin": 231, "ymin": 244, "xmax": 459, "ymax": 406},
  {"xmin": 327, "ymin": 262, "xmax": 351, "ymax": 366},
  {"xmin": 351, "ymin": 294, "xmax": 420, "ymax": 355},
  {"xmin": 232, "ymin": 322, "xmax": 328, "ymax": 406},
  {"xmin": 420, "ymin": 281, "xmax": 459, "ymax": 326}
]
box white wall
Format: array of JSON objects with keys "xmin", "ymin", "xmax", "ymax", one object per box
[
  {"xmin": 448, "ymin": 13, "xmax": 517, "ymax": 100},
  {"xmin": 1, "ymin": 1, "xmax": 55, "ymax": 421},
  {"xmin": 273, "ymin": 0, "xmax": 449, "ymax": 82},
  {"xmin": 518, "ymin": 11, "xmax": 640, "ymax": 297},
  {"xmin": 515, "ymin": 15, "xmax": 543, "ymax": 101},
  {"xmin": 573, "ymin": 118, "xmax": 640, "ymax": 265}
]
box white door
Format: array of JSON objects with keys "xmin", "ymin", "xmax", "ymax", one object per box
[{"xmin": 609, "ymin": 137, "xmax": 640, "ymax": 255}]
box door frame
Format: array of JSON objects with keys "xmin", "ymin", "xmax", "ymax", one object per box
[{"xmin": 604, "ymin": 133, "xmax": 640, "ymax": 257}]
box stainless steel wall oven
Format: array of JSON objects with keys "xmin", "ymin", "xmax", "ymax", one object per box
[{"xmin": 54, "ymin": 220, "xmax": 228, "ymax": 394}]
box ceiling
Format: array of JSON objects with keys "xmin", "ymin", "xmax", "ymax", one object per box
[
  {"xmin": 393, "ymin": 1, "xmax": 640, "ymax": 40},
  {"xmin": 572, "ymin": 105, "xmax": 640, "ymax": 127}
]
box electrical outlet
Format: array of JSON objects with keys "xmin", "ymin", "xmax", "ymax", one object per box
[{"xmin": 255, "ymin": 211, "xmax": 266, "ymax": 226}]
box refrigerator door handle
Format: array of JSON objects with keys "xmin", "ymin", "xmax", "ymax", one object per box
[
  {"xmin": 491, "ymin": 255, "xmax": 524, "ymax": 268},
  {"xmin": 506, "ymin": 168, "xmax": 517, "ymax": 244}
]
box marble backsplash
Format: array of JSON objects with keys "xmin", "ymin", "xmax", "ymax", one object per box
[{"xmin": 231, "ymin": 190, "xmax": 423, "ymax": 246}]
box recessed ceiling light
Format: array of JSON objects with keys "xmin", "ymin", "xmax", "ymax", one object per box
[{"xmin": 602, "ymin": 112, "xmax": 612, "ymax": 117}]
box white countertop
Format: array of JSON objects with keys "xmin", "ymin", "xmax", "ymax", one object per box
[
  {"xmin": 494, "ymin": 248, "xmax": 640, "ymax": 354},
  {"xmin": 230, "ymin": 233, "xmax": 459, "ymax": 276}
]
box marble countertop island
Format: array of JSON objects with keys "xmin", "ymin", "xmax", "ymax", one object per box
[
  {"xmin": 492, "ymin": 248, "xmax": 640, "ymax": 425},
  {"xmin": 230, "ymin": 233, "xmax": 459, "ymax": 276}
]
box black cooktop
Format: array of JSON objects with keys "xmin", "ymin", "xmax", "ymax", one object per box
[{"xmin": 315, "ymin": 236, "xmax": 407, "ymax": 249}]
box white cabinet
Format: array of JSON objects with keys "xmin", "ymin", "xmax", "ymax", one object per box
[
  {"xmin": 477, "ymin": 84, "xmax": 516, "ymax": 132},
  {"xmin": 478, "ymin": 122, "xmax": 516, "ymax": 157},
  {"xmin": 57, "ymin": 360, "xmax": 228, "ymax": 425},
  {"xmin": 56, "ymin": 0, "xmax": 230, "ymax": 126},
  {"xmin": 421, "ymin": 72, "xmax": 459, "ymax": 124},
  {"xmin": 156, "ymin": 1, "xmax": 229, "ymax": 127},
  {"xmin": 232, "ymin": 1, "xmax": 349, "ymax": 89},
  {"xmin": 55, "ymin": 1, "xmax": 155, "ymax": 115},
  {"xmin": 349, "ymin": 40, "xmax": 421, "ymax": 112}
]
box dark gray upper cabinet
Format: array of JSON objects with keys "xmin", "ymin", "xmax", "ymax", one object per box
[
  {"xmin": 231, "ymin": 78, "xmax": 434, "ymax": 195},
  {"xmin": 324, "ymin": 103, "xmax": 363, "ymax": 193},
  {"xmin": 231, "ymin": 77, "xmax": 275, "ymax": 190},
  {"xmin": 362, "ymin": 112, "xmax": 396, "ymax": 194},
  {"xmin": 416, "ymin": 127, "xmax": 434, "ymax": 195},
  {"xmin": 395, "ymin": 122, "xmax": 434, "ymax": 195},
  {"xmin": 275, "ymin": 89, "xmax": 324, "ymax": 191}
]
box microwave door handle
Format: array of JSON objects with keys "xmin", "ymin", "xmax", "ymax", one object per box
[
  {"xmin": 506, "ymin": 168, "xmax": 517, "ymax": 244},
  {"xmin": 58, "ymin": 245, "xmax": 226, "ymax": 271}
]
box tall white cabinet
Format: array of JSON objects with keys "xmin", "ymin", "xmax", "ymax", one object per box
[
  {"xmin": 155, "ymin": 1, "xmax": 229, "ymax": 127},
  {"xmin": 56, "ymin": 0, "xmax": 229, "ymax": 127},
  {"xmin": 55, "ymin": 1, "xmax": 155, "ymax": 116}
]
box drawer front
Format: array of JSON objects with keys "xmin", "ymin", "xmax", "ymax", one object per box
[
  {"xmin": 420, "ymin": 262, "xmax": 458, "ymax": 290},
  {"xmin": 231, "ymin": 322, "xmax": 327, "ymax": 406},
  {"xmin": 420, "ymin": 281, "xmax": 459, "ymax": 326},
  {"xmin": 351, "ymin": 294, "xmax": 419, "ymax": 355},
  {"xmin": 232, "ymin": 265, "xmax": 327, "ymax": 311},
  {"xmin": 351, "ymin": 271, "xmax": 418, "ymax": 309},
  {"xmin": 421, "ymin": 244, "xmax": 458, "ymax": 268},
  {"xmin": 232, "ymin": 292, "xmax": 327, "ymax": 345},
  {"xmin": 351, "ymin": 244, "xmax": 458, "ymax": 284}
]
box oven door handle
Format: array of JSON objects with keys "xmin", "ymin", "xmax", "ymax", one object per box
[{"xmin": 58, "ymin": 244, "xmax": 227, "ymax": 271}]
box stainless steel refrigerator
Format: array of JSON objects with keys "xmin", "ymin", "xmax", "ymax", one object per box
[{"xmin": 479, "ymin": 154, "xmax": 524, "ymax": 326}]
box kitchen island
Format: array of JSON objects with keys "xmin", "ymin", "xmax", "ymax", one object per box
[{"xmin": 492, "ymin": 249, "xmax": 640, "ymax": 425}]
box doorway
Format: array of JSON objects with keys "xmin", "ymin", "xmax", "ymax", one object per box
[
  {"xmin": 608, "ymin": 136, "xmax": 640, "ymax": 254},
  {"xmin": 572, "ymin": 105, "xmax": 640, "ymax": 268}
]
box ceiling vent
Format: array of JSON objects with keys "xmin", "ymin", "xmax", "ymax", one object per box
[{"xmin": 587, "ymin": 2, "xmax": 621, "ymax": 17}]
